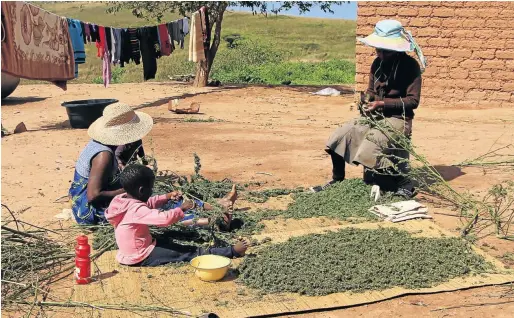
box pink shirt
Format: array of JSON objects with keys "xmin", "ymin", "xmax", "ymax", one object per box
[{"xmin": 105, "ymin": 194, "xmax": 184, "ymax": 265}]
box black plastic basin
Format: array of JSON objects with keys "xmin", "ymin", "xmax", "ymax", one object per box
[{"xmin": 62, "ymin": 99, "xmax": 118, "ymax": 129}]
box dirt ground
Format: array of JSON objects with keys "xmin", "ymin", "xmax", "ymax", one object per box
[{"xmin": 2, "ymin": 83, "xmax": 513, "ymax": 317}]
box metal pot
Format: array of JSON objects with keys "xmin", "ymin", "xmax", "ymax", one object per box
[{"xmin": 1, "ymin": 72, "xmax": 21, "ymax": 99}]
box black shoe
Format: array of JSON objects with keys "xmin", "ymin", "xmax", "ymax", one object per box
[
  {"xmin": 394, "ymin": 187, "xmax": 418, "ymax": 199},
  {"xmin": 310, "ymin": 179, "xmax": 340, "ymax": 193}
]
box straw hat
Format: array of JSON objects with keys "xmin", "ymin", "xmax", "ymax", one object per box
[
  {"xmin": 357, "ymin": 20, "xmax": 413, "ymax": 52},
  {"xmin": 87, "ymin": 102, "xmax": 153, "ymax": 146}
]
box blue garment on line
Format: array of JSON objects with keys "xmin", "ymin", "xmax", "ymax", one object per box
[{"xmin": 67, "ymin": 18, "xmax": 86, "ymax": 78}]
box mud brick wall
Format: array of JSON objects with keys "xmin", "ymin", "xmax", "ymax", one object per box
[{"xmin": 355, "ymin": 1, "xmax": 514, "ymax": 108}]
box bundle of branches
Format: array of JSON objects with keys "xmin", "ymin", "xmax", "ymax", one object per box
[
  {"xmin": 1, "ymin": 205, "xmax": 76, "ymax": 309},
  {"xmin": 457, "ymin": 143, "xmax": 514, "ymax": 169},
  {"xmin": 238, "ymin": 227, "xmax": 493, "ymax": 296},
  {"xmin": 355, "ymin": 104, "xmax": 514, "ymax": 239}
]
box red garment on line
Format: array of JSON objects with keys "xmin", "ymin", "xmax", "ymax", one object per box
[{"xmin": 158, "ymin": 24, "xmax": 172, "ymax": 56}]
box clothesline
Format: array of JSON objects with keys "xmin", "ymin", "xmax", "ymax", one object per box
[
  {"xmin": 29, "ymin": 1, "xmax": 190, "ymax": 32},
  {"xmin": 1, "ymin": 1, "xmax": 208, "ymax": 90}
]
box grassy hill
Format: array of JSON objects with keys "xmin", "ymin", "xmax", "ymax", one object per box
[{"xmin": 26, "ymin": 2, "xmax": 356, "ymax": 85}]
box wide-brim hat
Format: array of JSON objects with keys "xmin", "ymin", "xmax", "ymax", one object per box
[
  {"xmin": 357, "ymin": 19, "xmax": 413, "ymax": 52},
  {"xmin": 88, "ymin": 102, "xmax": 153, "ymax": 146}
]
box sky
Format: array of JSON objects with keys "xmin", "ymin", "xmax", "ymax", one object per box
[{"xmin": 229, "ymin": 1, "xmax": 357, "ymax": 20}]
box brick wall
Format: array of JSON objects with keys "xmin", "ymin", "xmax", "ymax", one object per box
[{"xmin": 356, "ymin": 1, "xmax": 514, "ymax": 108}]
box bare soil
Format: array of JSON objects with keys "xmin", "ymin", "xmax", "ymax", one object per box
[{"xmin": 2, "ymin": 83, "xmax": 513, "ymax": 317}]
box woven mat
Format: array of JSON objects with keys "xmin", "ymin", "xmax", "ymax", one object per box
[{"xmin": 72, "ymin": 220, "xmax": 514, "ymax": 317}]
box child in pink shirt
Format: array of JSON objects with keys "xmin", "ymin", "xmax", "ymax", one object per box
[{"xmin": 105, "ymin": 164, "xmax": 248, "ymax": 266}]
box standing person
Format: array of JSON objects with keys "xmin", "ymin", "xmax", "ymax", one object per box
[
  {"xmin": 311, "ymin": 20, "xmax": 426, "ymax": 198},
  {"xmin": 69, "ymin": 103, "xmax": 153, "ymax": 225}
]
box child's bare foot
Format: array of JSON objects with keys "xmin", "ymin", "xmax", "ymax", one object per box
[
  {"xmin": 233, "ymin": 240, "xmax": 249, "ymax": 257},
  {"xmin": 216, "ymin": 198, "xmax": 232, "ymax": 211}
]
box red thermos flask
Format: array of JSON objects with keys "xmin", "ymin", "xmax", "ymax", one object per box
[{"xmin": 75, "ymin": 235, "xmax": 91, "ymax": 284}]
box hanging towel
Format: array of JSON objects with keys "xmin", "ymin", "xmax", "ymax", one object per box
[
  {"xmin": 128, "ymin": 28, "xmax": 141, "ymax": 65},
  {"xmin": 138, "ymin": 26, "xmax": 160, "ymax": 81},
  {"xmin": 158, "ymin": 24, "xmax": 172, "ymax": 56},
  {"xmin": 67, "ymin": 18, "xmax": 86, "ymax": 78},
  {"xmin": 84, "ymin": 22, "xmax": 91, "ymax": 42},
  {"xmin": 188, "ymin": 12, "xmax": 205, "ymax": 62},
  {"xmin": 1, "ymin": 1, "xmax": 74, "ymax": 90}
]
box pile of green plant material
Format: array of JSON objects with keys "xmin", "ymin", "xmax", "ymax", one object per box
[
  {"xmin": 238, "ymin": 228, "xmax": 492, "ymax": 296},
  {"xmin": 280, "ymin": 179, "xmax": 397, "ymax": 220}
]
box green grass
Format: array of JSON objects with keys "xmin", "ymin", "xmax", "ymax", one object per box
[{"xmin": 22, "ymin": 2, "xmax": 356, "ymax": 85}]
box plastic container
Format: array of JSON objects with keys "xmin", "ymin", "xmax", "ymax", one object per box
[
  {"xmin": 190, "ymin": 255, "xmax": 231, "ymax": 282},
  {"xmin": 75, "ymin": 235, "xmax": 91, "ymax": 284},
  {"xmin": 1, "ymin": 72, "xmax": 20, "ymax": 99},
  {"xmin": 62, "ymin": 99, "xmax": 118, "ymax": 129}
]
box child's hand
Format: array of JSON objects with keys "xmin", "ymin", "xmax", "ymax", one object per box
[
  {"xmin": 167, "ymin": 191, "xmax": 182, "ymax": 201},
  {"xmin": 180, "ymin": 199, "xmax": 194, "ymax": 212}
]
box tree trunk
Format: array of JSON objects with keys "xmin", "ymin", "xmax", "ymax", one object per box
[
  {"xmin": 192, "ymin": 3, "xmax": 227, "ymax": 88},
  {"xmin": 193, "ymin": 59, "xmax": 211, "ymax": 87}
]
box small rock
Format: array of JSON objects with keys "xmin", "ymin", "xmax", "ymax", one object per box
[{"xmin": 13, "ymin": 122, "xmax": 27, "ymax": 134}]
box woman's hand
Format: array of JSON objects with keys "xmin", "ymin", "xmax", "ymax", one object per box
[
  {"xmin": 167, "ymin": 191, "xmax": 182, "ymax": 201},
  {"xmin": 365, "ymin": 101, "xmax": 385, "ymax": 112}
]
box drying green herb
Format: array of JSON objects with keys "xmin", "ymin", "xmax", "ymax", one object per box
[
  {"xmin": 280, "ymin": 179, "xmax": 398, "ymax": 220},
  {"xmin": 245, "ymin": 188, "xmax": 305, "ymax": 203},
  {"xmin": 238, "ymin": 227, "xmax": 492, "ymax": 296}
]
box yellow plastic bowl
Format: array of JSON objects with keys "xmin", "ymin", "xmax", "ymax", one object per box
[{"xmin": 190, "ymin": 255, "xmax": 231, "ymax": 282}]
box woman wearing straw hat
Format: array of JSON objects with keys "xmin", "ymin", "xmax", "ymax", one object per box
[
  {"xmin": 69, "ymin": 103, "xmax": 154, "ymax": 225},
  {"xmin": 311, "ymin": 20, "xmax": 427, "ymax": 198}
]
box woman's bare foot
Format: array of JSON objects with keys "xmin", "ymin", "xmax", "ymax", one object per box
[
  {"xmin": 233, "ymin": 240, "xmax": 249, "ymax": 257},
  {"xmin": 203, "ymin": 202, "xmax": 213, "ymax": 211}
]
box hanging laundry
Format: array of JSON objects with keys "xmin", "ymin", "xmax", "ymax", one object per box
[
  {"xmin": 103, "ymin": 50, "xmax": 111, "ymax": 88},
  {"xmin": 97, "ymin": 26, "xmax": 106, "ymax": 57},
  {"xmin": 120, "ymin": 29, "xmax": 131, "ymax": 67},
  {"xmin": 167, "ymin": 21, "xmax": 180, "ymax": 49},
  {"xmin": 1, "ymin": 1, "xmax": 74, "ymax": 90},
  {"xmin": 100, "ymin": 27, "xmax": 111, "ymax": 87},
  {"xmin": 128, "ymin": 28, "xmax": 141, "ymax": 65},
  {"xmin": 158, "ymin": 24, "xmax": 172, "ymax": 56},
  {"xmin": 90, "ymin": 24, "xmax": 99, "ymax": 42},
  {"xmin": 110, "ymin": 27, "xmax": 116, "ymax": 63},
  {"xmin": 138, "ymin": 26, "xmax": 160, "ymax": 81},
  {"xmin": 113, "ymin": 28, "xmax": 122, "ymax": 64},
  {"xmin": 79, "ymin": 21, "xmax": 87, "ymax": 44},
  {"xmin": 84, "ymin": 22, "xmax": 91, "ymax": 42},
  {"xmin": 105, "ymin": 27, "xmax": 113, "ymax": 53},
  {"xmin": 182, "ymin": 17, "xmax": 189, "ymax": 36},
  {"xmin": 67, "ymin": 18, "xmax": 86, "ymax": 78},
  {"xmin": 188, "ymin": 11, "xmax": 205, "ymax": 62}
]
